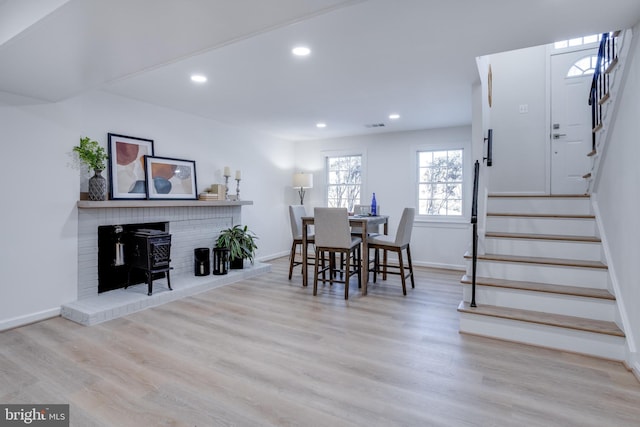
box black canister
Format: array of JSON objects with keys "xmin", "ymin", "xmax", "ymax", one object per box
[
  {"xmin": 213, "ymin": 247, "xmax": 230, "ymax": 275},
  {"xmin": 194, "ymin": 248, "xmax": 210, "ymax": 276}
]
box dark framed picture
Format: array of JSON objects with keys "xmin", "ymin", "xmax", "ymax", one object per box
[
  {"xmin": 144, "ymin": 156, "xmax": 198, "ymax": 200},
  {"xmin": 108, "ymin": 133, "xmax": 155, "ymax": 199}
]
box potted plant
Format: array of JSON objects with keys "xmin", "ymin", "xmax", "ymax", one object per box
[
  {"xmin": 73, "ymin": 136, "xmax": 109, "ymax": 201},
  {"xmin": 215, "ymin": 225, "xmax": 258, "ymax": 269}
]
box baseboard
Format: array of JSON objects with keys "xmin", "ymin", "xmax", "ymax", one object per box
[
  {"xmin": 259, "ymin": 251, "xmax": 290, "ymax": 262},
  {"xmin": 0, "ymin": 307, "xmax": 61, "ymax": 332},
  {"xmin": 488, "ymin": 191, "xmax": 549, "ymax": 196},
  {"xmin": 412, "ymin": 260, "xmax": 465, "ymax": 272}
]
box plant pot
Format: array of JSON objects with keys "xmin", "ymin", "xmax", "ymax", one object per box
[
  {"xmin": 230, "ymin": 257, "xmax": 244, "ymax": 270},
  {"xmin": 88, "ymin": 169, "xmax": 107, "ymax": 201}
]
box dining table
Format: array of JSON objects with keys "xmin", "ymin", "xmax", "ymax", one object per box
[{"xmin": 301, "ymin": 214, "xmax": 389, "ymax": 296}]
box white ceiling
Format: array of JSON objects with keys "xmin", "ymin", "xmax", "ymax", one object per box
[{"xmin": 1, "ymin": 0, "xmax": 639, "ymax": 141}]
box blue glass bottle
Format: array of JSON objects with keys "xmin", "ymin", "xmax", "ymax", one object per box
[{"xmin": 371, "ymin": 193, "xmax": 377, "ymax": 216}]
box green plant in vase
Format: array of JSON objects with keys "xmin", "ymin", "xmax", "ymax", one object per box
[
  {"xmin": 73, "ymin": 136, "xmax": 109, "ymax": 201},
  {"xmin": 73, "ymin": 136, "xmax": 108, "ymax": 171},
  {"xmin": 216, "ymin": 225, "xmax": 258, "ymax": 269}
]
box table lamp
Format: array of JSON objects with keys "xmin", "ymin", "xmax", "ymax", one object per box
[{"xmin": 292, "ymin": 172, "xmax": 313, "ymax": 204}]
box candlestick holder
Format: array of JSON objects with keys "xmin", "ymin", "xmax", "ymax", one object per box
[
  {"xmin": 224, "ymin": 175, "xmax": 230, "ymax": 200},
  {"xmin": 235, "ymin": 179, "xmax": 241, "ymax": 200}
]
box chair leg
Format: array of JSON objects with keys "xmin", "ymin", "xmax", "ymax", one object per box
[
  {"xmin": 321, "ymin": 250, "xmax": 327, "ymax": 283},
  {"xmin": 397, "ymin": 249, "xmax": 407, "ymax": 295},
  {"xmin": 372, "ymin": 248, "xmax": 379, "ymax": 283},
  {"xmin": 313, "ymin": 248, "xmax": 320, "ymax": 296},
  {"xmin": 344, "ymin": 250, "xmax": 350, "ymax": 300},
  {"xmin": 356, "ymin": 245, "xmax": 362, "ymax": 289},
  {"xmin": 356, "ymin": 246, "xmax": 361, "ymax": 290},
  {"xmin": 382, "ymin": 248, "xmax": 388, "ymax": 280},
  {"xmin": 288, "ymin": 241, "xmax": 297, "ymax": 280},
  {"xmin": 328, "ymin": 251, "xmax": 335, "ymax": 284},
  {"xmin": 406, "ymin": 245, "xmax": 415, "ymax": 288}
]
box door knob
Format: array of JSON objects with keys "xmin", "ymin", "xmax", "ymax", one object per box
[{"xmin": 553, "ymin": 133, "xmax": 567, "ymax": 139}]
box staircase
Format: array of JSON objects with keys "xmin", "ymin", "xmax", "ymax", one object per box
[
  {"xmin": 458, "ymin": 194, "xmax": 626, "ymax": 360},
  {"xmin": 587, "ymin": 29, "xmax": 632, "ymax": 192}
]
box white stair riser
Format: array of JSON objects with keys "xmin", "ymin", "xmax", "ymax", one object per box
[
  {"xmin": 486, "ymin": 216, "xmax": 596, "ymax": 236},
  {"xmin": 485, "ymin": 238, "xmax": 602, "ymax": 261},
  {"xmin": 488, "ymin": 197, "xmax": 591, "ymax": 215},
  {"xmin": 462, "ymin": 286, "xmax": 616, "ymax": 321},
  {"xmin": 470, "ymin": 260, "xmax": 608, "ymax": 288},
  {"xmin": 459, "ymin": 312, "xmax": 625, "ymax": 361}
]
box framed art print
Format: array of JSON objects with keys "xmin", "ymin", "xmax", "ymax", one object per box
[
  {"xmin": 144, "ymin": 156, "xmax": 198, "ymax": 200},
  {"xmin": 108, "ymin": 133, "xmax": 154, "ymax": 199}
]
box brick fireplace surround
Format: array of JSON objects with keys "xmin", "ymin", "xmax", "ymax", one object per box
[{"xmin": 62, "ymin": 200, "xmax": 269, "ymax": 326}]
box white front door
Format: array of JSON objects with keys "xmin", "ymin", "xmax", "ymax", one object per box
[{"xmin": 550, "ymin": 48, "xmax": 597, "ymax": 194}]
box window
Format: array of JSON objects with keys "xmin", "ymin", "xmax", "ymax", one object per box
[
  {"xmin": 326, "ymin": 155, "xmax": 361, "ymax": 211},
  {"xmin": 566, "ymin": 55, "xmax": 598, "ymax": 77},
  {"xmin": 553, "ymin": 34, "xmax": 601, "ymax": 50},
  {"xmin": 418, "ymin": 149, "xmax": 463, "ymax": 216}
]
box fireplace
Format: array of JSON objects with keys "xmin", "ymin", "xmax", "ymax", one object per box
[
  {"xmin": 98, "ymin": 222, "xmax": 170, "ymax": 294},
  {"xmin": 75, "ymin": 202, "xmax": 245, "ymax": 301},
  {"xmin": 64, "ymin": 200, "xmax": 270, "ymax": 326}
]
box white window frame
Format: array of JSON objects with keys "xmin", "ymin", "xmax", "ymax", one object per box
[
  {"xmin": 325, "ymin": 153, "xmax": 364, "ymax": 211},
  {"xmin": 413, "ymin": 143, "xmax": 470, "ymax": 224}
]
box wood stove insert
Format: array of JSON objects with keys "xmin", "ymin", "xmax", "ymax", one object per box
[{"xmin": 98, "ymin": 222, "xmax": 172, "ymax": 295}]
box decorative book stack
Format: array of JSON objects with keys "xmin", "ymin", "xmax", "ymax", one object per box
[
  {"xmin": 198, "ymin": 183, "xmax": 226, "ymax": 201},
  {"xmin": 198, "ymin": 192, "xmax": 219, "ymax": 201}
]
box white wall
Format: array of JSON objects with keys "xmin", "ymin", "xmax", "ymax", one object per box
[
  {"xmin": 488, "ymin": 45, "xmax": 549, "ymax": 194},
  {"xmin": 473, "ymin": 55, "xmax": 493, "ymax": 248},
  {"xmin": 592, "ymin": 23, "xmax": 640, "ymax": 370},
  {"xmin": 0, "ymin": 90, "xmax": 295, "ymax": 330},
  {"xmin": 294, "ymin": 126, "xmax": 472, "ymax": 270},
  {"xmin": 0, "ymin": 100, "xmax": 79, "ymax": 329}
]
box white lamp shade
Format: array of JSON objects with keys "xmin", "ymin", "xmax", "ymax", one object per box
[{"xmin": 292, "ymin": 173, "xmax": 313, "ymax": 188}]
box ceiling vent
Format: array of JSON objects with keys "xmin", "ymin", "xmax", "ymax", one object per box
[{"xmin": 365, "ymin": 123, "xmax": 386, "ymax": 128}]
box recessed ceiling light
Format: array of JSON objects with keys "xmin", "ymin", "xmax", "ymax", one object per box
[
  {"xmin": 316, "ymin": 122, "xmax": 327, "ymax": 128},
  {"xmin": 292, "ymin": 46, "xmax": 311, "ymax": 56},
  {"xmin": 190, "ymin": 74, "xmax": 207, "ymax": 83},
  {"xmin": 389, "ymin": 113, "xmax": 400, "ymax": 120}
]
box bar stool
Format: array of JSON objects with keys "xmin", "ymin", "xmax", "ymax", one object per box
[{"xmin": 313, "ymin": 207, "xmax": 362, "ymax": 300}]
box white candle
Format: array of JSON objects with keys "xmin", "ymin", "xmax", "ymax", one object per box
[
  {"xmin": 223, "ymin": 166, "xmax": 231, "ymax": 177},
  {"xmin": 235, "ymin": 170, "xmax": 241, "ymax": 180}
]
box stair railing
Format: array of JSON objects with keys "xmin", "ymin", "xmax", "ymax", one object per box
[
  {"xmin": 589, "ymin": 31, "xmax": 623, "ymax": 148},
  {"xmin": 470, "ymin": 159, "xmax": 480, "ymax": 307},
  {"xmin": 585, "ymin": 29, "xmax": 629, "ymax": 193}
]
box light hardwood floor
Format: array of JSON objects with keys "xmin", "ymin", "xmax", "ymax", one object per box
[{"xmin": 2, "ymin": 257, "xmax": 640, "ymax": 426}]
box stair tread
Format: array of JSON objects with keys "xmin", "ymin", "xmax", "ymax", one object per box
[
  {"xmin": 457, "ymin": 301, "xmax": 624, "ymax": 337},
  {"xmin": 487, "ymin": 212, "xmax": 595, "ymax": 219},
  {"xmin": 464, "ymin": 252, "xmax": 607, "ymax": 269},
  {"xmin": 460, "ymin": 275, "xmax": 615, "ymax": 300},
  {"xmin": 485, "ymin": 231, "xmax": 600, "ymax": 242}
]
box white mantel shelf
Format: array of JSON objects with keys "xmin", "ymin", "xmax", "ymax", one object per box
[{"xmin": 78, "ymin": 200, "xmax": 253, "ymax": 209}]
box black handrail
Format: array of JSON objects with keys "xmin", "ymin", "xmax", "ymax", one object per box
[
  {"xmin": 589, "ymin": 32, "xmax": 610, "ymax": 151},
  {"xmin": 483, "ymin": 129, "xmax": 493, "ymax": 167},
  {"xmin": 470, "ymin": 160, "xmax": 480, "ymax": 307}
]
